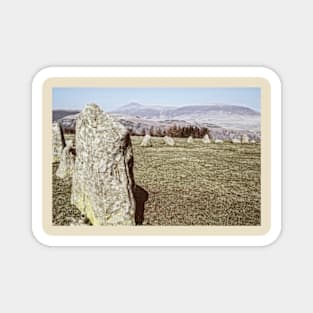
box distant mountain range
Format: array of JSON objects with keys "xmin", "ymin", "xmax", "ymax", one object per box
[
  {"xmin": 53, "ymin": 102, "xmax": 261, "ymax": 140},
  {"xmin": 111, "ymin": 102, "xmax": 260, "ymax": 131},
  {"xmin": 112, "ymin": 102, "xmax": 259, "ymax": 118}
]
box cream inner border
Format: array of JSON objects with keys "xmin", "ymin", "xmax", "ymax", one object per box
[{"xmin": 43, "ymin": 77, "xmax": 270, "ymax": 236}]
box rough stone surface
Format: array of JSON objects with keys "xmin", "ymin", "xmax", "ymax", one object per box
[
  {"xmin": 56, "ymin": 140, "xmax": 75, "ymax": 179},
  {"xmin": 71, "ymin": 103, "xmax": 136, "ymax": 225},
  {"xmin": 187, "ymin": 136, "xmax": 193, "ymax": 144},
  {"xmin": 52, "ymin": 122, "xmax": 65, "ymax": 161},
  {"xmin": 163, "ymin": 136, "xmax": 175, "ymax": 146},
  {"xmin": 140, "ymin": 134, "xmax": 152, "ymax": 147},
  {"xmin": 202, "ymin": 134, "xmax": 211, "ymax": 144},
  {"xmin": 241, "ymin": 134, "xmax": 249, "ymax": 144}
]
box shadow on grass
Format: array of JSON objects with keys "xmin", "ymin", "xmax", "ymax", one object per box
[{"xmin": 134, "ymin": 184, "xmax": 149, "ymax": 225}]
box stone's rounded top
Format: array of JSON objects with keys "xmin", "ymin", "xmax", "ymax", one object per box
[
  {"xmin": 77, "ymin": 103, "xmax": 129, "ymax": 141},
  {"xmin": 80, "ymin": 103, "xmax": 104, "ymax": 128},
  {"xmin": 82, "ymin": 103, "xmax": 102, "ymax": 113}
]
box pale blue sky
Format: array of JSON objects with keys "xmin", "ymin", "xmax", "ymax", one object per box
[{"xmin": 53, "ymin": 87, "xmax": 260, "ymax": 111}]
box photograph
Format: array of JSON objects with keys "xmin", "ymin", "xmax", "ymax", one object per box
[{"xmin": 52, "ymin": 86, "xmax": 262, "ymax": 227}]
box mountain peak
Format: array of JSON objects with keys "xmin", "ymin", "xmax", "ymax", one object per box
[
  {"xmin": 122, "ymin": 102, "xmax": 143, "ymax": 108},
  {"xmin": 111, "ymin": 103, "xmax": 260, "ymax": 131}
]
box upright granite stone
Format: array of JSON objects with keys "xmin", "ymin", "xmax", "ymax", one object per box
[
  {"xmin": 187, "ymin": 136, "xmax": 193, "ymax": 144},
  {"xmin": 56, "ymin": 140, "xmax": 75, "ymax": 179},
  {"xmin": 140, "ymin": 134, "xmax": 152, "ymax": 147},
  {"xmin": 241, "ymin": 134, "xmax": 249, "ymax": 144},
  {"xmin": 52, "ymin": 122, "xmax": 65, "ymax": 161},
  {"xmin": 232, "ymin": 138, "xmax": 241, "ymax": 144},
  {"xmin": 214, "ymin": 139, "xmax": 223, "ymax": 144},
  {"xmin": 164, "ymin": 136, "xmax": 175, "ymax": 146},
  {"xmin": 71, "ymin": 104, "xmax": 136, "ymax": 225},
  {"xmin": 202, "ymin": 134, "xmax": 211, "ymax": 144}
]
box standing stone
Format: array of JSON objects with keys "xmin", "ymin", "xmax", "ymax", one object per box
[
  {"xmin": 52, "ymin": 122, "xmax": 65, "ymax": 161},
  {"xmin": 241, "ymin": 134, "xmax": 249, "ymax": 144},
  {"xmin": 202, "ymin": 134, "xmax": 211, "ymax": 144},
  {"xmin": 140, "ymin": 134, "xmax": 152, "ymax": 147},
  {"xmin": 214, "ymin": 139, "xmax": 223, "ymax": 143},
  {"xmin": 56, "ymin": 140, "xmax": 75, "ymax": 179},
  {"xmin": 232, "ymin": 138, "xmax": 241, "ymax": 144},
  {"xmin": 71, "ymin": 104, "xmax": 136, "ymax": 226},
  {"xmin": 164, "ymin": 136, "xmax": 175, "ymax": 146},
  {"xmin": 187, "ymin": 136, "xmax": 193, "ymax": 144}
]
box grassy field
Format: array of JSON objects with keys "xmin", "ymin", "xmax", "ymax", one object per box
[
  {"xmin": 53, "ymin": 135, "xmax": 260, "ymax": 226},
  {"xmin": 132, "ymin": 136, "xmax": 260, "ymax": 225}
]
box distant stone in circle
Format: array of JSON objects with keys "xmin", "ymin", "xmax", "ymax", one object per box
[
  {"xmin": 232, "ymin": 138, "xmax": 241, "ymax": 144},
  {"xmin": 241, "ymin": 134, "xmax": 249, "ymax": 144},
  {"xmin": 56, "ymin": 140, "xmax": 75, "ymax": 179},
  {"xmin": 140, "ymin": 134, "xmax": 152, "ymax": 147},
  {"xmin": 202, "ymin": 134, "xmax": 211, "ymax": 144},
  {"xmin": 214, "ymin": 139, "xmax": 223, "ymax": 144},
  {"xmin": 52, "ymin": 121, "xmax": 66, "ymax": 161},
  {"xmin": 187, "ymin": 136, "xmax": 193, "ymax": 144},
  {"xmin": 163, "ymin": 136, "xmax": 175, "ymax": 146}
]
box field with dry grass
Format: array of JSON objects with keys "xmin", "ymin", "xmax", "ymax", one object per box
[
  {"xmin": 132, "ymin": 136, "xmax": 260, "ymax": 225},
  {"xmin": 53, "ymin": 135, "xmax": 260, "ymax": 226}
]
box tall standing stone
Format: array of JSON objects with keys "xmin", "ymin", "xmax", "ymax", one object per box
[
  {"xmin": 140, "ymin": 134, "xmax": 152, "ymax": 147},
  {"xmin": 163, "ymin": 136, "xmax": 175, "ymax": 146},
  {"xmin": 202, "ymin": 134, "xmax": 211, "ymax": 144},
  {"xmin": 187, "ymin": 136, "xmax": 193, "ymax": 144},
  {"xmin": 52, "ymin": 122, "xmax": 65, "ymax": 161},
  {"xmin": 241, "ymin": 134, "xmax": 249, "ymax": 144},
  {"xmin": 56, "ymin": 140, "xmax": 75, "ymax": 179},
  {"xmin": 71, "ymin": 104, "xmax": 136, "ymax": 225}
]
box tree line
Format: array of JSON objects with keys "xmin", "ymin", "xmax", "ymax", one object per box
[
  {"xmin": 130, "ymin": 125, "xmax": 212, "ymax": 138},
  {"xmin": 61, "ymin": 122, "xmax": 212, "ymax": 139}
]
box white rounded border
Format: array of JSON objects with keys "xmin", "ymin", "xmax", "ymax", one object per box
[{"xmin": 32, "ymin": 66, "xmax": 281, "ymax": 246}]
